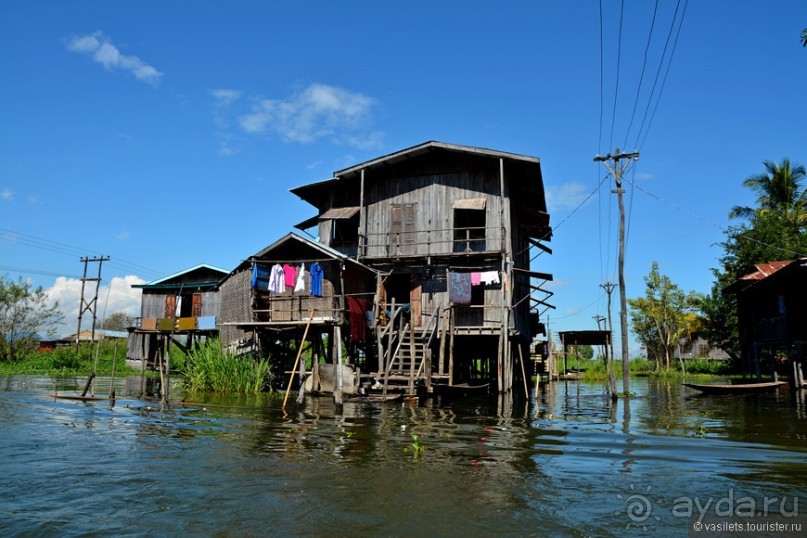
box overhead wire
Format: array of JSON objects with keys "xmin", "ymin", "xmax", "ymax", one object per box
[
  {"xmin": 628, "ymin": 179, "xmax": 807, "ymax": 258},
  {"xmin": 0, "ymin": 226, "xmax": 165, "ymax": 280},
  {"xmin": 631, "ymin": 0, "xmax": 686, "ymax": 150},
  {"xmin": 607, "ymin": 0, "xmax": 626, "ymax": 151},
  {"xmin": 622, "ymin": 0, "xmax": 660, "ymax": 150},
  {"xmin": 637, "ymin": 0, "xmax": 689, "ymax": 151}
]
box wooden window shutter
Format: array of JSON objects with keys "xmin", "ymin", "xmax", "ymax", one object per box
[
  {"xmin": 404, "ymin": 204, "xmax": 416, "ymax": 244},
  {"xmin": 191, "ymin": 293, "xmax": 202, "ymax": 317},
  {"xmin": 165, "ymin": 295, "xmax": 176, "ymax": 318}
]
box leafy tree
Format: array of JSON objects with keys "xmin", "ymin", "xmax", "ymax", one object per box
[
  {"xmin": 100, "ymin": 311, "xmax": 134, "ymax": 331},
  {"xmin": 578, "ymin": 344, "xmax": 594, "ymax": 361},
  {"xmin": 802, "ymin": 27, "xmax": 807, "ymax": 47},
  {"xmin": 703, "ymin": 160, "xmax": 807, "ymax": 369},
  {"xmin": 0, "ymin": 276, "xmax": 63, "ymax": 361},
  {"xmin": 729, "ymin": 158, "xmax": 807, "ymax": 229},
  {"xmin": 628, "ymin": 262, "xmax": 702, "ymax": 371}
]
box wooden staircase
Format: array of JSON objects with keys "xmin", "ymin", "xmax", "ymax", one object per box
[{"xmin": 374, "ymin": 304, "xmax": 441, "ymax": 395}]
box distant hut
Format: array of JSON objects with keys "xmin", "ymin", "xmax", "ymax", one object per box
[
  {"xmin": 127, "ymin": 264, "xmax": 228, "ymax": 368},
  {"xmin": 217, "ymin": 233, "xmax": 377, "ymax": 395},
  {"xmin": 728, "ymin": 258, "xmax": 807, "ymax": 386},
  {"xmin": 290, "ymin": 141, "xmax": 554, "ymax": 394}
]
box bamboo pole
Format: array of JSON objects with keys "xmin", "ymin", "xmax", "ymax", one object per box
[{"xmin": 282, "ymin": 308, "xmax": 316, "ymax": 414}]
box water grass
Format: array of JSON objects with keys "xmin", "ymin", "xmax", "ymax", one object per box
[
  {"xmin": 0, "ymin": 341, "xmax": 136, "ymax": 376},
  {"xmin": 181, "ymin": 338, "xmax": 272, "ymax": 394}
]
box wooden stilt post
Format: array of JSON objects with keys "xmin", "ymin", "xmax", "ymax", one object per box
[
  {"xmin": 282, "ymin": 309, "xmax": 315, "ymax": 414},
  {"xmin": 449, "ymin": 307, "xmax": 455, "ymax": 386},
  {"xmin": 334, "ymin": 325, "xmax": 344, "ymax": 407},
  {"xmin": 408, "ymin": 318, "xmax": 416, "ymax": 395},
  {"xmin": 518, "ymin": 341, "xmax": 528, "ymax": 398},
  {"xmin": 312, "ymin": 331, "xmax": 321, "ymax": 393}
]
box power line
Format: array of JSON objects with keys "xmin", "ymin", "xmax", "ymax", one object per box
[
  {"xmin": 608, "ymin": 0, "xmax": 626, "ymax": 151},
  {"xmin": 0, "ymin": 265, "xmax": 82, "ymax": 279},
  {"xmin": 622, "ymin": 0, "xmax": 660, "ymax": 149},
  {"xmin": 637, "ymin": 0, "xmax": 689, "ymax": 151},
  {"xmin": 0, "ymin": 226, "xmax": 165, "ymax": 279},
  {"xmin": 629, "ymin": 179, "xmax": 807, "ymax": 258},
  {"xmin": 632, "ymin": 0, "xmax": 686, "ymax": 150}
]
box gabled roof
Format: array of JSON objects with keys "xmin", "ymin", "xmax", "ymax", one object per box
[
  {"xmin": 133, "ymin": 264, "xmax": 230, "ymax": 290},
  {"xmin": 233, "ymin": 232, "xmax": 377, "ymax": 274},
  {"xmin": 334, "ymin": 140, "xmax": 540, "ymax": 177},
  {"xmin": 726, "ymin": 258, "xmax": 807, "ymax": 294},
  {"xmin": 289, "ymin": 140, "xmax": 544, "ymax": 209}
]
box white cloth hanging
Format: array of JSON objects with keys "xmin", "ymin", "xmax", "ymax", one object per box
[
  {"xmin": 294, "ymin": 263, "xmax": 306, "ymax": 292},
  {"xmin": 268, "ymin": 264, "xmax": 285, "ymax": 293}
]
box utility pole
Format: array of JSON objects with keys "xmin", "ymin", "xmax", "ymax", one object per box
[
  {"xmin": 594, "ymin": 149, "xmax": 639, "ymax": 395},
  {"xmin": 600, "ymin": 282, "xmax": 618, "ymax": 399},
  {"xmin": 75, "ymin": 256, "xmax": 110, "ymax": 360}
]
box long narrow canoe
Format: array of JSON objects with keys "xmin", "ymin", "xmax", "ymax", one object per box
[
  {"xmin": 682, "ymin": 381, "xmax": 787, "ymax": 394},
  {"xmin": 47, "ymin": 394, "xmax": 107, "ymax": 401}
]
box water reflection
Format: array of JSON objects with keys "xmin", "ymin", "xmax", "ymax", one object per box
[{"xmin": 1, "ymin": 375, "xmax": 805, "ymax": 536}]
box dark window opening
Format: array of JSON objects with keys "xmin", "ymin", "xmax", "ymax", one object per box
[
  {"xmin": 385, "ymin": 273, "xmax": 411, "ymax": 305},
  {"xmin": 332, "ymin": 215, "xmax": 359, "ymax": 247},
  {"xmin": 453, "ymin": 208, "xmax": 486, "ymax": 252}
]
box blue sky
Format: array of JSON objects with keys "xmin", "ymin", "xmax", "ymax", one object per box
[{"xmin": 1, "ymin": 1, "xmax": 806, "ymax": 352}]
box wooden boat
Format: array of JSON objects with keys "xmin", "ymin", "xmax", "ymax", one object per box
[
  {"xmin": 435, "ymin": 382, "xmax": 490, "ymax": 396},
  {"xmin": 682, "ymin": 381, "xmax": 787, "ymax": 394},
  {"xmin": 47, "ymin": 394, "xmax": 107, "ymax": 401},
  {"xmin": 345, "ymin": 393, "xmax": 402, "ymax": 403}
]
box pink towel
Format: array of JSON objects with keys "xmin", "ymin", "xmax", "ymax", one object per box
[{"xmin": 470, "ymin": 272, "xmax": 481, "ymax": 286}]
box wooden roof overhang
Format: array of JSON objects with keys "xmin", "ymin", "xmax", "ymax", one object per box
[
  {"xmin": 227, "ymin": 232, "xmax": 378, "ymax": 276},
  {"xmin": 558, "ymin": 330, "xmax": 611, "ymax": 347},
  {"xmin": 289, "ymin": 140, "xmax": 548, "ymax": 211}
]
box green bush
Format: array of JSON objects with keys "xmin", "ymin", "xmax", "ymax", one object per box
[{"xmin": 182, "ymin": 338, "xmax": 273, "ymax": 394}]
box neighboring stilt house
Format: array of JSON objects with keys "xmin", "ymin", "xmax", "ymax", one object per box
[
  {"xmin": 217, "ymin": 233, "xmax": 378, "ymax": 396},
  {"xmin": 127, "ymin": 264, "xmax": 228, "ymax": 368},
  {"xmin": 291, "ymin": 141, "xmax": 554, "ymax": 394},
  {"xmin": 727, "ymin": 258, "xmax": 807, "ymax": 386}
]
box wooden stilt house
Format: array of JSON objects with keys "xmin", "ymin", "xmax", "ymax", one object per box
[
  {"xmin": 291, "ymin": 141, "xmax": 554, "ymax": 394},
  {"xmin": 217, "ymin": 233, "xmax": 378, "ymax": 395},
  {"xmin": 728, "ymin": 258, "xmax": 807, "ymax": 386},
  {"xmin": 127, "ymin": 264, "xmax": 228, "ymax": 368}
]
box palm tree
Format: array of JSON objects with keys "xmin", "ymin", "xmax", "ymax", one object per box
[{"xmin": 729, "ymin": 159, "xmax": 807, "ymax": 227}]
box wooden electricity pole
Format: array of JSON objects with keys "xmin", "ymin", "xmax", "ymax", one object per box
[
  {"xmin": 600, "ymin": 282, "xmax": 618, "ymax": 399},
  {"xmin": 594, "ymin": 149, "xmax": 639, "ymax": 396}
]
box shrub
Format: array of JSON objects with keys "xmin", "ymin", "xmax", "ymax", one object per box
[{"xmin": 182, "ymin": 338, "xmax": 272, "ymax": 394}]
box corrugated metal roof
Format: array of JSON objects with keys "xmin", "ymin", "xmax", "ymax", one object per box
[{"xmin": 135, "ymin": 264, "xmax": 230, "ymax": 288}]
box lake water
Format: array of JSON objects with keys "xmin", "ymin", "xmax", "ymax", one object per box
[{"xmin": 1, "ymin": 375, "xmax": 805, "ymax": 537}]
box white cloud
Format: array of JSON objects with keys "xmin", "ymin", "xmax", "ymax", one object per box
[
  {"xmin": 545, "ymin": 181, "xmax": 591, "ymax": 212},
  {"xmin": 116, "ymin": 231, "xmax": 130, "ymax": 240},
  {"xmin": 1, "ymin": 188, "xmax": 12, "ymax": 201},
  {"xmin": 211, "ymin": 89, "xmax": 242, "ymax": 107},
  {"xmin": 238, "ymin": 83, "xmax": 380, "ymax": 148},
  {"xmin": 66, "ymin": 31, "xmax": 162, "ymax": 86},
  {"xmin": 46, "ymin": 275, "xmax": 146, "ymax": 337}
]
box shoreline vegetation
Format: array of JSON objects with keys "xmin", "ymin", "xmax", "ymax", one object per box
[{"xmin": 2, "ymin": 341, "xmax": 734, "ymax": 390}]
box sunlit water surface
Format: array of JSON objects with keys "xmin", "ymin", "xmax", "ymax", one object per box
[{"xmin": 1, "ymin": 375, "xmax": 805, "ymax": 537}]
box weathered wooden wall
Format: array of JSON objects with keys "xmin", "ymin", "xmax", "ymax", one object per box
[{"xmin": 218, "ymin": 268, "xmax": 252, "ymax": 349}]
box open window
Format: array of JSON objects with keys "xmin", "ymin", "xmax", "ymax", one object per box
[{"xmin": 453, "ymin": 198, "xmax": 486, "ymax": 252}]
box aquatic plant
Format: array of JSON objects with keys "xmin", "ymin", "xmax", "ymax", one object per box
[
  {"xmin": 182, "ymin": 338, "xmax": 272, "ymax": 394},
  {"xmin": 404, "ymin": 434, "xmax": 425, "ymax": 459}
]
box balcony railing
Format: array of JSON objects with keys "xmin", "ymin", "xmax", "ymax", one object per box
[{"xmin": 360, "ymin": 226, "xmax": 504, "ymax": 258}]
